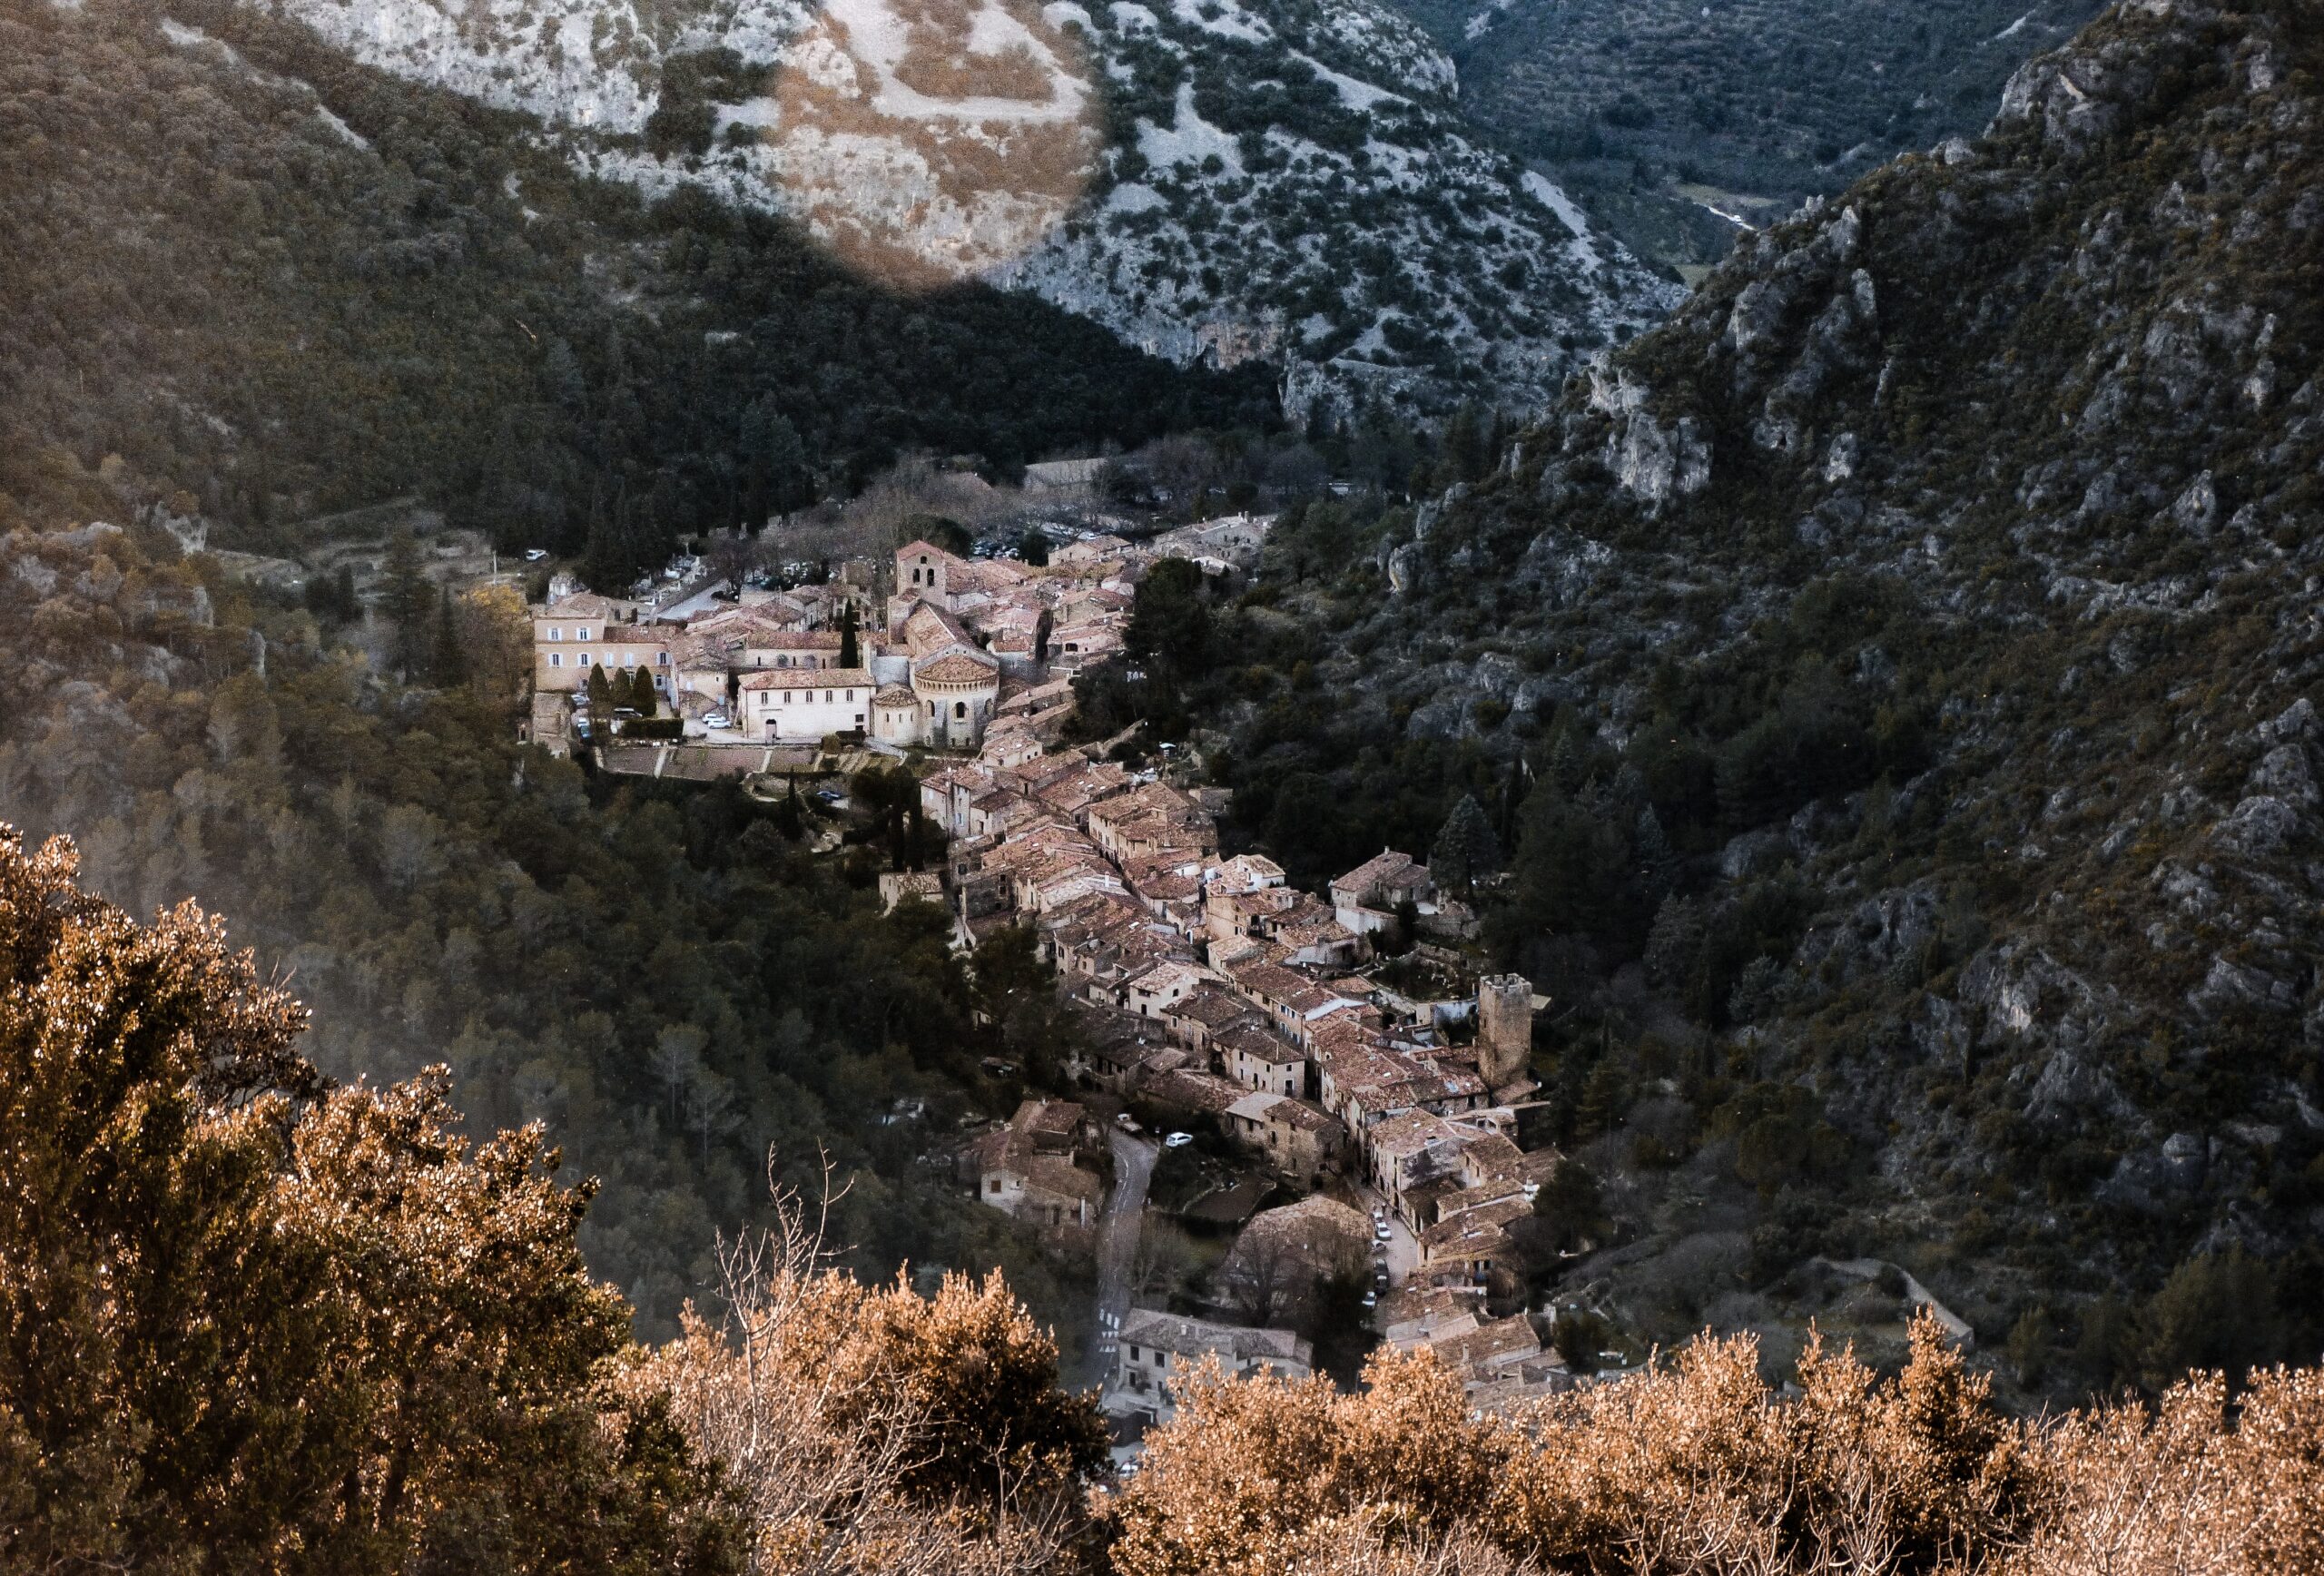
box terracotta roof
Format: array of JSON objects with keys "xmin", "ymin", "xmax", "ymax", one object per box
[
  {"xmin": 1141, "ymin": 1068, "xmax": 1244, "ymax": 1115},
  {"xmin": 873, "ymin": 685, "xmax": 918, "ymax": 705},
  {"xmin": 1118, "ymin": 1310, "xmax": 1309, "ymax": 1368},
  {"xmin": 1419, "ymin": 1195, "xmax": 1532, "ymax": 1258},
  {"xmin": 745, "ymin": 630, "xmax": 842, "ymax": 650},
  {"xmin": 1427, "ymin": 1314, "xmax": 1541, "ymax": 1373},
  {"xmin": 1216, "ymin": 1023, "xmax": 1303, "ymax": 1065},
  {"xmin": 1170, "ymin": 986, "xmax": 1255, "ymax": 1030},
  {"xmin": 915, "ymin": 654, "xmax": 1000, "ymax": 685},
  {"xmin": 737, "ymin": 667, "xmax": 875, "ymax": 690},
  {"xmin": 1335, "ymin": 849, "xmax": 1430, "ymax": 897}
]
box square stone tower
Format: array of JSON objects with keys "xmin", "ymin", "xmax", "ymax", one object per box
[{"xmin": 1476, "ymin": 973, "xmax": 1535, "ymax": 1090}]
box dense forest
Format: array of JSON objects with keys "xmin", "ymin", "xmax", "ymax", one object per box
[{"xmin": 0, "ymin": 0, "xmax": 1276, "ymax": 581}]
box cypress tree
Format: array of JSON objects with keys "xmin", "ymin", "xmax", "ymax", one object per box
[
  {"xmin": 379, "ymin": 528, "xmax": 432, "ymax": 678},
  {"xmin": 837, "ymin": 601, "xmax": 860, "ymax": 669},
  {"xmin": 427, "ymin": 588, "xmax": 466, "ymax": 688},
  {"xmin": 1431, "ymin": 793, "xmax": 1502, "ymax": 893}
]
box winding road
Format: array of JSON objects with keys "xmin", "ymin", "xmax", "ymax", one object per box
[{"xmin": 1089, "ymin": 1128, "xmax": 1157, "ymax": 1381}]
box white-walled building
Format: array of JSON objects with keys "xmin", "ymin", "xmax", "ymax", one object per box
[{"xmin": 736, "ymin": 668, "xmax": 877, "ymax": 741}]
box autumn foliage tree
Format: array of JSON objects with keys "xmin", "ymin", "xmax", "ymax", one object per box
[
  {"xmin": 640, "ymin": 1171, "xmax": 1108, "ymax": 1576},
  {"xmin": 1107, "ymin": 1315, "xmax": 2324, "ymax": 1576},
  {"xmin": 0, "ymin": 829, "xmax": 737, "ymax": 1572}
]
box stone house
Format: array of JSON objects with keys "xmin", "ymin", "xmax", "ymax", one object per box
[
  {"xmin": 1329, "ymin": 849, "xmax": 1437, "ymax": 939},
  {"xmin": 1121, "ymin": 960, "xmax": 1220, "ymax": 1022},
  {"xmin": 1220, "ymin": 1091, "xmax": 1344, "ymax": 1183},
  {"xmin": 1106, "ymin": 1310, "xmax": 1312, "ymax": 1429},
  {"xmin": 1416, "ymin": 1194, "xmax": 1535, "ymax": 1293},
  {"xmin": 1216, "ymin": 1020, "xmax": 1306, "ymax": 1099},
  {"xmin": 971, "ymin": 1099, "xmax": 1103, "ymax": 1230}
]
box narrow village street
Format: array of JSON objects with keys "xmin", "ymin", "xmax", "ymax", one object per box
[{"xmin": 1090, "ymin": 1129, "xmax": 1157, "ymax": 1381}]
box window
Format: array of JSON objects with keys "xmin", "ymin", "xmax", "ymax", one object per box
[
  {"xmin": 783, "ymin": 692, "xmax": 792, "ymax": 704},
  {"xmin": 1128, "ymin": 1345, "xmax": 1139, "ymax": 1363},
  {"xmin": 823, "ymin": 691, "xmax": 832, "ymax": 704},
  {"xmin": 954, "ymin": 701, "xmax": 966, "ymax": 719},
  {"xmin": 576, "ymin": 626, "xmax": 591, "ymax": 641},
  {"xmin": 622, "ymin": 652, "xmax": 636, "ymax": 667},
  {"xmin": 845, "ymin": 690, "xmax": 855, "ymax": 701},
  {"xmin": 988, "ymin": 1178, "xmax": 1000, "ymax": 1195},
  {"xmin": 548, "ymin": 626, "xmax": 562, "ymax": 641},
  {"xmin": 577, "ymin": 652, "xmax": 591, "ymax": 666},
  {"xmin": 656, "ymin": 651, "xmax": 669, "ymax": 665}
]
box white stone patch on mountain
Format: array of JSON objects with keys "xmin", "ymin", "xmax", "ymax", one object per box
[
  {"xmin": 250, "ymin": 0, "xmax": 1679, "ymax": 413},
  {"xmin": 1523, "ymin": 170, "xmax": 1603, "ymax": 272}
]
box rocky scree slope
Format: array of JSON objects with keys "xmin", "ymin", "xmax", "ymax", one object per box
[
  {"xmin": 249, "ymin": 0, "xmax": 1678, "ymax": 418},
  {"xmin": 1259, "ymin": 0, "xmax": 2324, "ymax": 1319}
]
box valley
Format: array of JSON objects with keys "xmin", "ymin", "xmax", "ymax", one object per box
[{"xmin": 3, "ymin": 0, "xmax": 2324, "ymax": 1569}]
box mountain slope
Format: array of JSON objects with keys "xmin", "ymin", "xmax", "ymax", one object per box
[
  {"xmin": 246, "ymin": 0, "xmax": 1679, "ymax": 416},
  {"xmin": 1381, "ymin": 0, "xmax": 2110, "ymax": 274},
  {"xmin": 1, "ymin": 0, "xmax": 1274, "ymax": 561},
  {"xmin": 1209, "ymin": 0, "xmax": 2324, "ymax": 1377}
]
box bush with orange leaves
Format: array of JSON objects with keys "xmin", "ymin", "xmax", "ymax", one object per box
[
  {"xmin": 635, "ymin": 1169, "xmax": 1109, "ymax": 1576},
  {"xmin": 1106, "ymin": 1313, "xmax": 2324, "ymax": 1576}
]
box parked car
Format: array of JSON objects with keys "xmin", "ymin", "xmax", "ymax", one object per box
[
  {"xmin": 524, "ymin": 548, "xmax": 547, "ymax": 562},
  {"xmin": 703, "ymin": 713, "xmax": 730, "ymax": 730},
  {"xmin": 1374, "ymin": 1220, "xmax": 1393, "ymax": 1242},
  {"xmin": 1113, "ymin": 1113, "xmax": 1141, "ymax": 1133},
  {"xmin": 1163, "ymin": 1131, "xmax": 1194, "ymax": 1149}
]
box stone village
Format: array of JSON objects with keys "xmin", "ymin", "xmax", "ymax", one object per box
[{"xmin": 523, "ymin": 509, "xmax": 1588, "ymax": 1455}]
